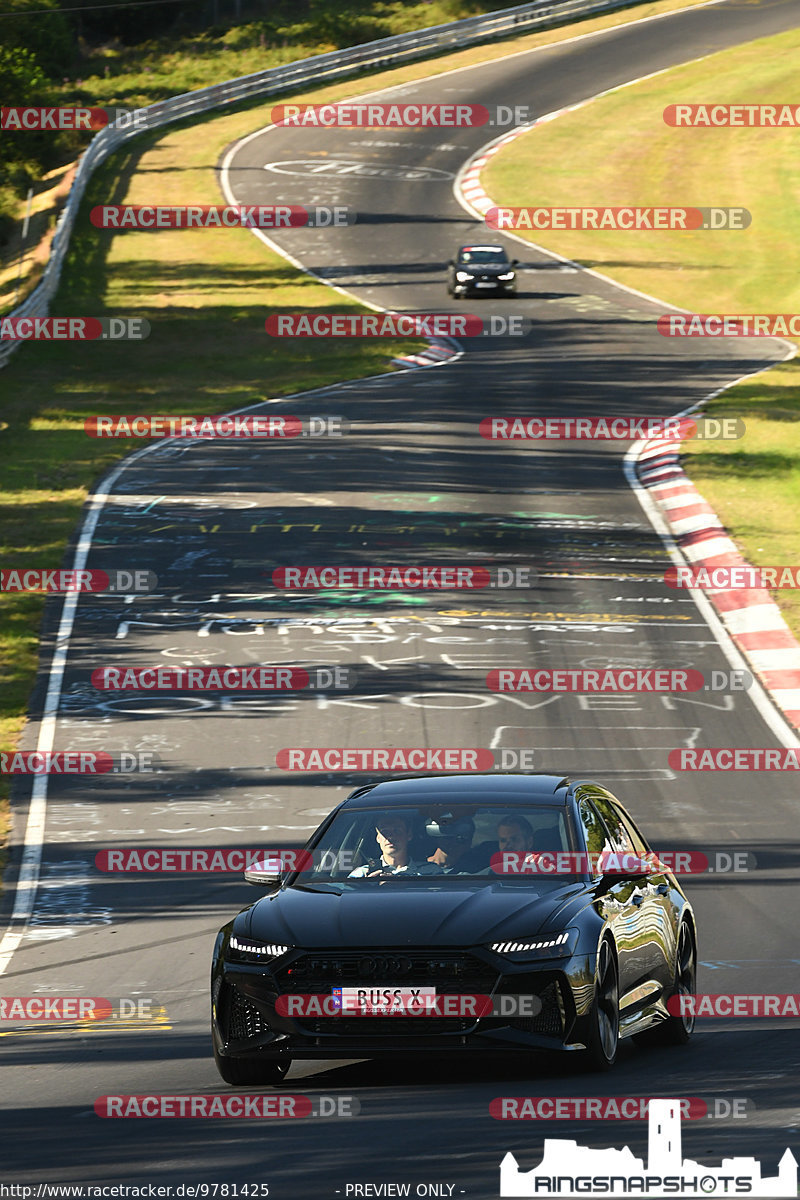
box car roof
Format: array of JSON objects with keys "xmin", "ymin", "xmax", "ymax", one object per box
[{"xmin": 344, "ymin": 773, "xmax": 571, "ymax": 808}]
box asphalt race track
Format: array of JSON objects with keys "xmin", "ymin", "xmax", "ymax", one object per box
[{"xmin": 3, "ymin": 1, "xmax": 800, "ymax": 1195}]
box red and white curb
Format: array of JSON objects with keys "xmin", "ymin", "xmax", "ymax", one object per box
[
  {"xmin": 391, "ymin": 336, "xmax": 461, "ymax": 370},
  {"xmin": 456, "ymin": 101, "xmax": 800, "ymax": 737},
  {"xmin": 637, "ymin": 435, "xmax": 800, "ymax": 731}
]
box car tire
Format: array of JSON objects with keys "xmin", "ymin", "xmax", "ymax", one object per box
[
  {"xmin": 213, "ymin": 1035, "xmax": 291, "ymax": 1087},
  {"xmin": 584, "ymin": 939, "xmax": 619, "ymax": 1070},
  {"xmin": 637, "ymin": 920, "xmax": 696, "ymax": 1048}
]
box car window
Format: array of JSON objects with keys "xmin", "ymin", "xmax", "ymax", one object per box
[
  {"xmin": 578, "ymin": 798, "xmax": 614, "ymax": 862},
  {"xmin": 609, "ymin": 804, "xmax": 651, "ymax": 857},
  {"xmin": 458, "ymin": 247, "xmax": 509, "ymax": 264},
  {"xmin": 302, "ymin": 804, "xmax": 570, "ymax": 884},
  {"xmin": 591, "ymin": 794, "xmax": 641, "ymax": 856}
]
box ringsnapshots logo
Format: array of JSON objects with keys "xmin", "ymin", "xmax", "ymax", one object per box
[
  {"xmin": 498, "ymin": 1098, "xmax": 796, "ymax": 1197},
  {"xmin": 265, "ymin": 312, "xmax": 530, "ymax": 338},
  {"xmin": 83, "ymin": 414, "xmax": 346, "ymax": 438},
  {"xmin": 90, "ymin": 205, "xmax": 354, "ymax": 229},
  {"xmin": 272, "ymin": 566, "xmax": 535, "ymax": 590},
  {"xmin": 1, "ymin": 317, "xmax": 149, "ymax": 341},
  {"xmin": 480, "ymin": 416, "xmax": 745, "ymax": 440},
  {"xmin": 270, "ymin": 102, "xmax": 533, "ymax": 128},
  {"xmin": 0, "ymin": 568, "xmax": 157, "ymax": 593},
  {"xmin": 486, "ymin": 206, "xmax": 751, "ymax": 231},
  {"xmin": 1, "ymin": 106, "xmax": 147, "ymax": 131}
]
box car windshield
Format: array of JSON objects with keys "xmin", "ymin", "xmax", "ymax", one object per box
[
  {"xmin": 458, "ymin": 247, "xmax": 508, "ymax": 264},
  {"xmin": 292, "ymin": 802, "xmax": 577, "ymax": 888}
]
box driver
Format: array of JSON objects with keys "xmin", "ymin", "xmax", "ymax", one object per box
[{"xmin": 348, "ymin": 813, "xmax": 443, "ymax": 877}]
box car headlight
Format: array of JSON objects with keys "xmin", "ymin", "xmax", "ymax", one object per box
[
  {"xmin": 455, "ymin": 271, "xmax": 473, "ymax": 282},
  {"xmin": 497, "ymin": 272, "xmax": 515, "ymax": 281},
  {"xmin": 227, "ymin": 935, "xmax": 291, "ymax": 962},
  {"xmin": 489, "ymin": 928, "xmax": 578, "ymax": 960}
]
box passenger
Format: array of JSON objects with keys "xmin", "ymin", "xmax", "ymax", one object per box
[
  {"xmin": 349, "ymin": 814, "xmax": 443, "ymax": 877},
  {"xmin": 496, "ymin": 813, "xmax": 535, "ymax": 854}
]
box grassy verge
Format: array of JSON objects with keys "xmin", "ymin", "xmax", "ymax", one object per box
[{"xmin": 482, "ymin": 25, "xmax": 800, "ymax": 638}]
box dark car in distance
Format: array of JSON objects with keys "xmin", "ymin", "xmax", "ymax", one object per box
[
  {"xmin": 447, "ymin": 244, "xmax": 518, "ymax": 297},
  {"xmin": 211, "ymin": 774, "xmax": 697, "ymax": 1085}
]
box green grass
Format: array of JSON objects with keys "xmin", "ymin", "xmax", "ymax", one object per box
[{"xmin": 483, "ymin": 25, "xmax": 800, "ymax": 638}]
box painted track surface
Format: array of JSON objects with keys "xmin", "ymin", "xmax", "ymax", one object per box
[{"xmin": 3, "ymin": 1, "xmax": 800, "ymax": 1193}]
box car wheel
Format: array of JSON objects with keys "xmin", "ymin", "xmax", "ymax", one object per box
[
  {"xmin": 659, "ymin": 920, "xmax": 698, "ymax": 1045},
  {"xmin": 584, "ymin": 939, "xmax": 619, "ymax": 1070},
  {"xmin": 213, "ymin": 1035, "xmax": 291, "ymax": 1087}
]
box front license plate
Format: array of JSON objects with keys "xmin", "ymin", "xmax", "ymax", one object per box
[
  {"xmin": 332, "ymin": 985, "xmax": 437, "ymax": 1014},
  {"xmin": 475, "ymin": 282, "xmax": 497, "ymax": 288}
]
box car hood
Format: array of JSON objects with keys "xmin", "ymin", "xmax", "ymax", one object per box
[{"xmin": 241, "ymin": 882, "xmax": 588, "ymax": 948}]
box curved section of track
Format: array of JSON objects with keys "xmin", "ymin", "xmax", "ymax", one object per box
[{"xmin": 3, "ymin": 1, "xmax": 800, "ymax": 1191}]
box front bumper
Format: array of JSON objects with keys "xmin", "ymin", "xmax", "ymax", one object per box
[
  {"xmin": 452, "ymin": 278, "xmax": 516, "ymax": 296},
  {"xmin": 212, "ymin": 947, "xmax": 596, "ymax": 1060}
]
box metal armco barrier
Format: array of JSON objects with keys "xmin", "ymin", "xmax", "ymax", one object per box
[{"xmin": 0, "ymin": 0, "xmax": 646, "ymax": 367}]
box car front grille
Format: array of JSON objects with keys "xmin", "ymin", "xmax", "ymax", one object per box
[
  {"xmin": 275, "ymin": 951, "xmax": 497, "ymax": 995},
  {"xmin": 275, "ymin": 951, "xmax": 496, "ymax": 1037},
  {"xmin": 506, "ymin": 982, "xmax": 564, "ymax": 1038}
]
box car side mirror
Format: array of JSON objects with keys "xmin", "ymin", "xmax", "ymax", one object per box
[
  {"xmin": 448, "ymin": 259, "xmax": 455, "ymax": 266},
  {"xmin": 511, "ymin": 259, "xmax": 519, "ymax": 267},
  {"xmin": 244, "ymin": 863, "xmax": 283, "ymax": 888}
]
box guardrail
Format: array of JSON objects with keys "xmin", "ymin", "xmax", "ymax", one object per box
[{"xmin": 1, "ymin": 0, "xmax": 647, "ymax": 367}]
